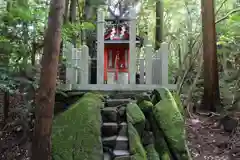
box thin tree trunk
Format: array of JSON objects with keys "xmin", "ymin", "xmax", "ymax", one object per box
[
  {"xmin": 69, "ymin": 0, "xmax": 77, "ymax": 46},
  {"xmin": 31, "ymin": 42, "xmax": 36, "ymax": 65},
  {"xmin": 31, "ymin": 0, "xmax": 65, "ymax": 160},
  {"xmin": 155, "ymin": 0, "xmax": 164, "ymax": 50},
  {"xmin": 64, "ymin": 0, "xmax": 70, "ymax": 23},
  {"xmin": 58, "ymin": 0, "xmax": 69, "ymax": 83},
  {"xmin": 201, "ymin": 0, "xmax": 220, "ymax": 112}
]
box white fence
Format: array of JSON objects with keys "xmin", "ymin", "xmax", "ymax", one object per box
[
  {"xmin": 60, "ymin": 42, "xmax": 176, "ymax": 91},
  {"xmin": 63, "ymin": 44, "xmax": 90, "ymax": 85}
]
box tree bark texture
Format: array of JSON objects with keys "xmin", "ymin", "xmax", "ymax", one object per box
[
  {"xmin": 69, "ymin": 0, "xmax": 77, "ymax": 46},
  {"xmin": 31, "ymin": 0, "xmax": 65, "ymax": 160},
  {"xmin": 155, "ymin": 0, "xmax": 164, "ymax": 50},
  {"xmin": 201, "ymin": 0, "xmax": 220, "ymax": 111},
  {"xmin": 58, "ymin": 0, "xmax": 70, "ymax": 83},
  {"xmin": 63, "ymin": 0, "xmax": 70, "ymax": 23}
]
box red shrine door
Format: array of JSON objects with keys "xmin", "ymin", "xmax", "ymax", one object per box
[{"xmin": 104, "ymin": 45, "xmax": 129, "ymax": 84}]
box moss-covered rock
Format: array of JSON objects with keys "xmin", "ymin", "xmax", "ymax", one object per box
[
  {"xmin": 151, "ymin": 88, "xmax": 168, "ymax": 105},
  {"xmin": 52, "ymin": 92, "xmax": 103, "ymax": 160},
  {"xmin": 128, "ymin": 123, "xmax": 147, "ymax": 160},
  {"xmin": 172, "ymin": 92, "xmax": 185, "ymax": 118},
  {"xmin": 141, "ymin": 131, "xmax": 154, "ymax": 146},
  {"xmin": 152, "ymin": 89, "xmax": 185, "ymax": 118},
  {"xmin": 136, "ymin": 93, "xmax": 151, "ymax": 104},
  {"xmin": 138, "ymin": 100, "xmax": 153, "ymax": 114},
  {"xmin": 126, "ymin": 103, "xmax": 146, "ymax": 135},
  {"xmin": 146, "ymin": 112, "xmax": 172, "ymax": 160},
  {"xmin": 153, "ymin": 88, "xmax": 191, "ymax": 160},
  {"xmin": 153, "ymin": 129, "xmax": 172, "ymax": 160},
  {"xmin": 137, "ymin": 100, "xmax": 172, "ymax": 159},
  {"xmin": 85, "ymin": 92, "xmax": 105, "ymax": 101},
  {"xmin": 145, "ymin": 144, "xmax": 160, "ymax": 160},
  {"xmin": 151, "ymin": 94, "xmax": 159, "ymax": 106}
]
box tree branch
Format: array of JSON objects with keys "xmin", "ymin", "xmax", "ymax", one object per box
[
  {"xmin": 215, "ymin": 0, "xmax": 229, "ymax": 15},
  {"xmin": 216, "ymin": 8, "xmax": 240, "ymax": 24}
]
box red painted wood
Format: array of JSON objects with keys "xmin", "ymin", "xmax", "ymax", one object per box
[
  {"xmin": 104, "ymin": 44, "xmax": 130, "ymax": 81},
  {"xmin": 104, "ymin": 49, "xmax": 108, "ymax": 81}
]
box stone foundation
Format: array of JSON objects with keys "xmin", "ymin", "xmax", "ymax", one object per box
[{"xmin": 52, "ymin": 89, "xmax": 192, "ymax": 160}]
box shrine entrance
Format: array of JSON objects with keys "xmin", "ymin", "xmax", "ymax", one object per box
[{"xmin": 104, "ymin": 44, "xmax": 129, "ymax": 84}]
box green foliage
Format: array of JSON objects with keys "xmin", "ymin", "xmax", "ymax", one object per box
[
  {"xmin": 0, "ymin": 0, "xmax": 95, "ymax": 72},
  {"xmin": 0, "ymin": 0, "xmax": 47, "ymax": 71},
  {"xmin": 62, "ymin": 22, "xmax": 95, "ymax": 42}
]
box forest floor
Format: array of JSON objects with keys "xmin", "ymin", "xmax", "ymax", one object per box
[
  {"xmin": 0, "ymin": 93, "xmax": 239, "ymax": 160},
  {"xmin": 186, "ymin": 114, "xmax": 240, "ymax": 160}
]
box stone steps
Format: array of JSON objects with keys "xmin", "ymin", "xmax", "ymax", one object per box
[
  {"xmin": 101, "ymin": 95, "xmax": 133, "ymax": 160},
  {"xmin": 102, "ymin": 136, "xmax": 128, "ymax": 150},
  {"xmin": 108, "ymin": 92, "xmax": 138, "ymax": 99},
  {"xmin": 103, "ymin": 150, "xmax": 131, "ymax": 160},
  {"xmin": 105, "ymin": 99, "xmax": 134, "ymax": 107}
]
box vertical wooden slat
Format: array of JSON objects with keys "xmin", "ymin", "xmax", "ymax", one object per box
[
  {"xmin": 71, "ymin": 48, "xmax": 78, "ymax": 84},
  {"xmin": 139, "ymin": 58, "xmax": 145, "ymax": 84},
  {"xmin": 64, "ymin": 42, "xmax": 74, "ymax": 89},
  {"xmin": 129, "ymin": 7, "xmax": 136, "ymax": 84},
  {"xmin": 145, "ymin": 43, "xmax": 153, "ymax": 84},
  {"xmin": 97, "ymin": 8, "xmax": 105, "ymax": 84},
  {"xmin": 125, "ymin": 49, "xmax": 128, "ymax": 68},
  {"xmin": 159, "ymin": 42, "xmax": 169, "ymax": 86},
  {"xmin": 109, "ymin": 50, "xmax": 112, "ymax": 67},
  {"xmin": 81, "ymin": 45, "xmax": 89, "ymax": 84}
]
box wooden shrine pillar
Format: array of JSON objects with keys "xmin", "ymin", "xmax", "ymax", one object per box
[
  {"xmin": 97, "ymin": 8, "xmax": 105, "ymax": 84},
  {"xmin": 129, "ymin": 7, "xmax": 137, "ymax": 84}
]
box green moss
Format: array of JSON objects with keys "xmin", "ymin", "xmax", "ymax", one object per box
[
  {"xmin": 138, "ymin": 100, "xmax": 153, "ymax": 114},
  {"xmin": 153, "ymin": 129, "xmax": 172, "ymax": 160},
  {"xmin": 172, "ymin": 92, "xmax": 185, "ymax": 118},
  {"xmin": 85, "ymin": 92, "xmax": 105, "ymax": 101},
  {"xmin": 145, "ymin": 144, "xmax": 160, "ymax": 160},
  {"xmin": 136, "ymin": 93, "xmax": 151, "ymax": 104},
  {"xmin": 52, "ymin": 93, "xmax": 103, "ymax": 160},
  {"xmin": 126, "ymin": 103, "xmax": 146, "ymax": 135},
  {"xmin": 128, "ymin": 123, "xmax": 147, "ymax": 160},
  {"xmin": 137, "ymin": 99, "xmax": 172, "ymax": 159},
  {"xmin": 146, "ymin": 112, "xmax": 172, "ymax": 160},
  {"xmin": 151, "ymin": 88, "xmax": 165, "ymax": 105},
  {"xmin": 153, "ymin": 88, "xmax": 191, "ymax": 160}
]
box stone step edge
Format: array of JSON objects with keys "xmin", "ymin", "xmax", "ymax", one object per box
[
  {"xmin": 106, "ymin": 98, "xmax": 132, "ymax": 101},
  {"xmin": 102, "ymin": 122, "xmax": 127, "ymax": 126},
  {"xmin": 103, "ymin": 150, "xmax": 130, "ymax": 156},
  {"xmin": 113, "ymin": 150, "xmax": 130, "ymax": 156},
  {"xmin": 102, "ymin": 136, "xmax": 129, "ymax": 141}
]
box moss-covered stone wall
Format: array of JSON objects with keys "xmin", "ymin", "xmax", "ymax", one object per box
[
  {"xmin": 126, "ymin": 88, "xmax": 192, "ymax": 160},
  {"xmin": 52, "ymin": 92, "xmax": 103, "ymax": 160},
  {"xmin": 51, "ymin": 89, "xmax": 192, "ymax": 160}
]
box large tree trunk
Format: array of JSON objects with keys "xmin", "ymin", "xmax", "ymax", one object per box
[
  {"xmin": 31, "ymin": 0, "xmax": 65, "ymax": 160},
  {"xmin": 201, "ymin": 0, "xmax": 220, "ymax": 112},
  {"xmin": 155, "ymin": 0, "xmax": 164, "ymax": 50}
]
